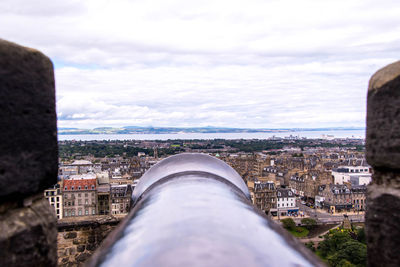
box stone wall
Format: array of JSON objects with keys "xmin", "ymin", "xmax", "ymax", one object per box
[
  {"xmin": 366, "ymin": 60, "xmax": 400, "ymax": 267},
  {"xmin": 0, "ymin": 39, "xmax": 58, "ymax": 266},
  {"xmin": 57, "ymin": 216, "xmax": 121, "ymax": 266}
]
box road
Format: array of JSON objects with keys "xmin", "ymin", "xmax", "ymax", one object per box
[{"xmin": 296, "ymin": 199, "xmax": 365, "ymax": 224}]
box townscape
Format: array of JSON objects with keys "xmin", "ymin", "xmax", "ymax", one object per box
[{"xmin": 46, "ymin": 136, "xmax": 369, "ymax": 225}]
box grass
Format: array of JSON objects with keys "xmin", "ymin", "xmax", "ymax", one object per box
[{"xmin": 288, "ymin": 226, "xmax": 309, "ymax": 238}]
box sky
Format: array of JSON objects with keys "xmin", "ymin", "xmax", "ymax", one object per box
[{"xmin": 1, "ymin": 0, "xmax": 399, "ymax": 129}]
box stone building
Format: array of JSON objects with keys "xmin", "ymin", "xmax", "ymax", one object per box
[
  {"xmin": 252, "ymin": 181, "xmax": 276, "ymax": 214},
  {"xmin": 44, "ymin": 183, "xmax": 63, "ymax": 220},
  {"xmin": 351, "ymin": 185, "xmax": 367, "ymax": 211},
  {"xmin": 318, "ymin": 184, "xmax": 352, "ymax": 212},
  {"xmin": 289, "ymin": 175, "xmax": 305, "ymax": 196},
  {"xmin": 110, "ymin": 184, "xmax": 133, "ymax": 215},
  {"xmin": 62, "ymin": 178, "xmax": 97, "ymax": 217},
  {"xmin": 97, "ymin": 172, "xmax": 111, "ymax": 215}
]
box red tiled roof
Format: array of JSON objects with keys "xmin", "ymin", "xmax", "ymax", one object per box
[{"xmin": 63, "ymin": 179, "xmax": 96, "ymax": 191}]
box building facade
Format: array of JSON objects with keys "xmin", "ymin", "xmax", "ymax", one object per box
[
  {"xmin": 44, "ymin": 184, "xmax": 63, "ymax": 220},
  {"xmin": 62, "ymin": 178, "xmax": 97, "ymax": 217},
  {"xmin": 253, "ymin": 181, "xmax": 276, "ymax": 214}
]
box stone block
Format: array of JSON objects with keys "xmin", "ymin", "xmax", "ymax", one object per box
[
  {"xmin": 0, "ymin": 198, "xmax": 57, "ymax": 266},
  {"xmin": 366, "ymin": 60, "xmax": 400, "ymax": 169},
  {"xmin": 75, "ymin": 252, "xmax": 91, "ymax": 262},
  {"xmin": 87, "ymin": 235, "xmax": 96, "ymax": 243},
  {"xmin": 86, "ymin": 243, "xmax": 96, "ymax": 251},
  {"xmin": 0, "ymin": 39, "xmax": 57, "ymax": 203},
  {"xmin": 77, "ymin": 245, "xmax": 85, "ymax": 252},
  {"xmin": 73, "ymin": 237, "xmax": 86, "ymax": 245},
  {"xmin": 366, "ymin": 189, "xmax": 400, "ymax": 266},
  {"xmin": 64, "ymin": 232, "xmax": 77, "ymax": 239}
]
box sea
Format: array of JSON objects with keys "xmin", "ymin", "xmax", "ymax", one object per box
[{"xmin": 58, "ymin": 129, "xmax": 365, "ymax": 141}]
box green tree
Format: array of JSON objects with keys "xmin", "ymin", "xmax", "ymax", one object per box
[
  {"xmin": 356, "ymin": 227, "xmax": 366, "ymax": 244},
  {"xmin": 281, "ymin": 218, "xmax": 296, "ymax": 230},
  {"xmin": 327, "ymin": 240, "xmax": 367, "ymax": 267},
  {"xmin": 305, "ymin": 241, "xmax": 316, "ymax": 252},
  {"xmin": 318, "ymin": 229, "xmax": 352, "ymax": 257}
]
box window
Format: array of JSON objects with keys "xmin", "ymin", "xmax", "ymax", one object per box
[
  {"xmin": 85, "ymin": 193, "xmax": 88, "ymax": 197},
  {"xmin": 85, "ymin": 185, "xmax": 88, "ymax": 190},
  {"xmin": 92, "ymin": 209, "xmax": 95, "ymax": 215},
  {"xmin": 78, "ymin": 199, "xmax": 81, "ymax": 205},
  {"xmin": 85, "ymin": 209, "xmax": 89, "ymax": 215},
  {"xmin": 78, "ymin": 186, "xmax": 81, "ymax": 190},
  {"xmin": 64, "ymin": 186, "xmax": 67, "ymax": 190},
  {"xmin": 71, "ymin": 210, "xmax": 75, "ymax": 216},
  {"xmin": 78, "ymin": 210, "xmax": 82, "ymax": 216},
  {"xmin": 65, "ymin": 211, "xmax": 68, "ymax": 217},
  {"xmin": 51, "ymin": 197, "xmax": 54, "ymax": 202},
  {"xmin": 57, "ymin": 197, "xmax": 59, "ymax": 201},
  {"xmin": 71, "ymin": 186, "xmax": 74, "ymax": 190},
  {"xmin": 91, "ymin": 185, "xmax": 95, "ymax": 189},
  {"xmin": 85, "ymin": 199, "xmax": 88, "ymax": 204}
]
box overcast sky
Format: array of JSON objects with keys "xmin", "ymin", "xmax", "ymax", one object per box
[{"xmin": 1, "ymin": 0, "xmax": 399, "ymax": 128}]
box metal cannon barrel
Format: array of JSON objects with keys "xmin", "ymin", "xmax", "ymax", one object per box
[{"xmin": 88, "ymin": 153, "xmax": 323, "ymax": 267}]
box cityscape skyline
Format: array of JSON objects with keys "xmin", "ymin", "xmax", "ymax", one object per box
[{"xmin": 1, "ymin": 0, "xmax": 399, "ymax": 128}]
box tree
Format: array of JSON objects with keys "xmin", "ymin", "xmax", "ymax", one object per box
[
  {"xmin": 305, "ymin": 241, "xmax": 316, "ymax": 252},
  {"xmin": 281, "ymin": 218, "xmax": 296, "ymax": 230},
  {"xmin": 327, "ymin": 240, "xmax": 367, "ymax": 267},
  {"xmin": 356, "ymin": 227, "xmax": 366, "ymax": 244},
  {"xmin": 301, "ymin": 218, "xmax": 317, "ymax": 230},
  {"xmin": 318, "ymin": 229, "xmax": 352, "ymax": 257}
]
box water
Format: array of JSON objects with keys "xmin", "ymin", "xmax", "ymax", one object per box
[{"xmin": 58, "ymin": 129, "xmax": 365, "ymax": 141}]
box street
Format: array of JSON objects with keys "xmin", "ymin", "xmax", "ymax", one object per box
[{"xmin": 296, "ymin": 199, "xmax": 365, "ymax": 224}]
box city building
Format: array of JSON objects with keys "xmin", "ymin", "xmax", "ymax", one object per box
[
  {"xmin": 351, "ymin": 185, "xmax": 367, "ymax": 211},
  {"xmin": 318, "ymin": 184, "xmax": 352, "ymax": 212},
  {"xmin": 252, "ymin": 181, "xmax": 276, "ymax": 214},
  {"xmin": 110, "ymin": 184, "xmax": 133, "ymax": 215},
  {"xmin": 331, "ymin": 165, "xmax": 371, "ymax": 185},
  {"xmin": 272, "ymin": 188, "xmax": 298, "ymax": 217},
  {"xmin": 44, "ymin": 184, "xmax": 63, "ymax": 219},
  {"xmin": 62, "ymin": 178, "xmax": 97, "ymax": 217}
]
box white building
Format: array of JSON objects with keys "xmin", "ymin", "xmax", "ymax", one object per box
[
  {"xmin": 332, "ymin": 166, "xmax": 372, "ymax": 185},
  {"xmin": 44, "ymin": 184, "xmax": 63, "ymax": 220},
  {"xmin": 274, "ymin": 188, "xmax": 298, "ymax": 216}
]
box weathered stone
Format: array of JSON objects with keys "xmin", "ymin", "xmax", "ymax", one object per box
[
  {"xmin": 87, "ymin": 235, "xmax": 96, "ymax": 243},
  {"xmin": 366, "ymin": 60, "xmax": 400, "ymax": 169},
  {"xmin": 366, "ymin": 191, "xmax": 400, "ymax": 266},
  {"xmin": 0, "ymin": 39, "xmax": 57, "ymax": 203},
  {"xmin": 0, "ymin": 197, "xmax": 57, "ymax": 266},
  {"xmin": 75, "ymin": 252, "xmax": 91, "ymax": 262},
  {"xmin": 86, "ymin": 243, "xmax": 96, "ymax": 251},
  {"xmin": 64, "ymin": 232, "xmax": 77, "ymax": 239},
  {"xmin": 73, "ymin": 237, "xmax": 86, "ymax": 245},
  {"xmin": 77, "ymin": 245, "xmax": 85, "ymax": 252}
]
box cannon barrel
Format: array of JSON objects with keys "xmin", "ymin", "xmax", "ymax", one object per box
[{"xmin": 88, "ymin": 153, "xmax": 323, "ymax": 267}]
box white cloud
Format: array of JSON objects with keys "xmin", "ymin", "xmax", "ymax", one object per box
[{"xmin": 0, "ymin": 0, "xmax": 399, "ymax": 128}]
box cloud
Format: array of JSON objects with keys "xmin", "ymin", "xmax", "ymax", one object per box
[{"xmin": 0, "ymin": 0, "xmax": 399, "ymax": 128}]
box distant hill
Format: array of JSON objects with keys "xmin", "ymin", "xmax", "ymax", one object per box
[{"xmin": 57, "ymin": 126, "xmax": 365, "ymax": 135}]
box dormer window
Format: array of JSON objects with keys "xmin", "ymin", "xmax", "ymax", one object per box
[
  {"xmin": 64, "ymin": 186, "xmax": 67, "ymax": 190},
  {"xmin": 71, "ymin": 186, "xmax": 74, "ymax": 190},
  {"xmin": 78, "ymin": 186, "xmax": 81, "ymax": 190},
  {"xmin": 91, "ymin": 185, "xmax": 95, "ymax": 189},
  {"xmin": 85, "ymin": 185, "xmax": 88, "ymax": 190}
]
